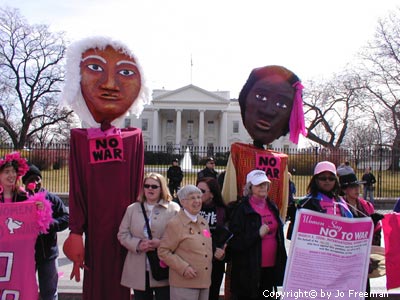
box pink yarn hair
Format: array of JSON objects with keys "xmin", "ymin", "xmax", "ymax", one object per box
[{"xmin": 289, "ymin": 81, "xmax": 307, "ymax": 144}]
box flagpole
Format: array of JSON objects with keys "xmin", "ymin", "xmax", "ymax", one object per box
[{"xmin": 190, "ymin": 54, "xmax": 193, "ymax": 84}]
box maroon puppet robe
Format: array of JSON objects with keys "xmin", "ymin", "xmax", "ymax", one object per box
[{"xmin": 68, "ymin": 127, "xmax": 144, "ymax": 300}]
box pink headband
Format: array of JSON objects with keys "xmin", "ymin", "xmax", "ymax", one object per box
[
  {"xmin": 289, "ymin": 81, "xmax": 307, "ymax": 144},
  {"xmin": 0, "ymin": 152, "xmax": 30, "ymax": 178}
]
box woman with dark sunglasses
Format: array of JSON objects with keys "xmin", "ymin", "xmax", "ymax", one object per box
[
  {"xmin": 287, "ymin": 161, "xmax": 353, "ymax": 239},
  {"xmin": 118, "ymin": 172, "xmax": 180, "ymax": 300}
]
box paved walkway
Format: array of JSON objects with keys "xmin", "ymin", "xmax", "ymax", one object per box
[{"xmin": 56, "ymin": 216, "xmax": 400, "ymax": 297}]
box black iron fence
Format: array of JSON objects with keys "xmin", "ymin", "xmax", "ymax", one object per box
[{"xmin": 1, "ymin": 143, "xmax": 400, "ymax": 199}]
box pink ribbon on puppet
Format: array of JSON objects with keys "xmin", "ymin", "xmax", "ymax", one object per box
[{"xmin": 289, "ymin": 81, "xmax": 307, "ymax": 144}]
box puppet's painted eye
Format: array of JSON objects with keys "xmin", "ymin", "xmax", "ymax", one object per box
[
  {"xmin": 119, "ymin": 69, "xmax": 136, "ymax": 76},
  {"xmin": 276, "ymin": 102, "xmax": 288, "ymax": 109},
  {"xmin": 255, "ymin": 94, "xmax": 267, "ymax": 101},
  {"xmin": 87, "ymin": 64, "xmax": 103, "ymax": 72}
]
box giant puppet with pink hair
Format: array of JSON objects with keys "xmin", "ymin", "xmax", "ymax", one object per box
[
  {"xmin": 61, "ymin": 36, "xmax": 150, "ymax": 300},
  {"xmin": 222, "ymin": 65, "xmax": 306, "ymax": 300},
  {"xmin": 222, "ymin": 65, "xmax": 306, "ymax": 216}
]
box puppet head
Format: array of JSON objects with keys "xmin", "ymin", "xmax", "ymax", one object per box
[
  {"xmin": 238, "ymin": 65, "xmax": 306, "ymax": 145},
  {"xmin": 62, "ymin": 36, "xmax": 151, "ymax": 128}
]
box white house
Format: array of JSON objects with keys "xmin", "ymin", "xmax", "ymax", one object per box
[{"xmin": 126, "ymin": 84, "xmax": 296, "ymax": 150}]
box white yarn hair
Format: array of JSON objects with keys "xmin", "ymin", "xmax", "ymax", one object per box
[{"xmin": 61, "ymin": 36, "xmax": 151, "ymax": 128}]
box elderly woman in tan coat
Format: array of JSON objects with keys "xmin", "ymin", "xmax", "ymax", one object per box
[
  {"xmin": 118, "ymin": 173, "xmax": 180, "ymax": 300},
  {"xmin": 158, "ymin": 185, "xmax": 216, "ymax": 300}
]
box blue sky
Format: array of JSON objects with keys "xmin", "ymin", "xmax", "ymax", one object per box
[{"xmin": 0, "ymin": 0, "xmax": 399, "ymax": 98}]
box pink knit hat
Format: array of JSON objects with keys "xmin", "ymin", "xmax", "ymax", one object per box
[{"xmin": 314, "ymin": 161, "xmax": 336, "ymax": 176}]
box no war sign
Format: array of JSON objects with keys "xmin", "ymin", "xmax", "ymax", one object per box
[
  {"xmin": 89, "ymin": 134, "xmax": 124, "ymax": 164},
  {"xmin": 255, "ymin": 153, "xmax": 282, "ymax": 180}
]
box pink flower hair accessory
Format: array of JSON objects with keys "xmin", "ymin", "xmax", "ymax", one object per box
[
  {"xmin": 27, "ymin": 182, "xmax": 37, "ymax": 191},
  {"xmin": 0, "ymin": 152, "xmax": 29, "ymax": 178}
]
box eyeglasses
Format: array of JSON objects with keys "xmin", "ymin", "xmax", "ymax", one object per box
[
  {"xmin": 144, "ymin": 184, "xmax": 160, "ymax": 189},
  {"xmin": 207, "ymin": 162, "xmax": 215, "ymax": 164},
  {"xmin": 317, "ymin": 176, "xmax": 336, "ymax": 182},
  {"xmin": 199, "ymin": 188, "xmax": 209, "ymax": 194}
]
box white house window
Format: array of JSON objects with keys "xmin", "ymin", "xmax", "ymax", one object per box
[
  {"xmin": 207, "ymin": 121, "xmax": 215, "ymax": 132},
  {"xmin": 167, "ymin": 120, "xmax": 174, "ymax": 133},
  {"xmin": 142, "ymin": 119, "xmax": 148, "ymax": 131},
  {"xmin": 233, "ymin": 121, "xmax": 239, "ymax": 133},
  {"xmin": 124, "ymin": 118, "xmax": 131, "ymax": 128},
  {"xmin": 187, "ymin": 120, "xmax": 194, "ymax": 135}
]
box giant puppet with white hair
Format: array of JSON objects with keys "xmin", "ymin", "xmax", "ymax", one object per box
[{"xmin": 61, "ymin": 36, "xmax": 150, "ymax": 300}]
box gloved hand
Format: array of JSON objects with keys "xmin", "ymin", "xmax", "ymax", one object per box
[
  {"xmin": 63, "ymin": 233, "xmax": 86, "ymax": 282},
  {"xmin": 259, "ymin": 224, "xmax": 269, "ymax": 238},
  {"xmin": 370, "ymin": 213, "xmax": 384, "ymax": 226}
]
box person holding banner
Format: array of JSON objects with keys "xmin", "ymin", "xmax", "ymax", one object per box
[
  {"xmin": 23, "ymin": 164, "xmax": 70, "ymax": 300},
  {"xmin": 339, "ymin": 172, "xmax": 382, "ymax": 246},
  {"xmin": 0, "ymin": 152, "xmax": 29, "ymax": 203},
  {"xmin": 287, "ymin": 161, "xmax": 353, "ymax": 239},
  {"xmin": 339, "ymin": 172, "xmax": 383, "ymax": 299},
  {"xmin": 0, "ymin": 151, "xmax": 52, "ymax": 299},
  {"xmin": 228, "ymin": 170, "xmax": 287, "ymax": 300}
]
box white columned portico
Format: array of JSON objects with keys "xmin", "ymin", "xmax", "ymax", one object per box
[
  {"xmin": 152, "ymin": 109, "xmax": 159, "ymax": 146},
  {"xmin": 198, "ymin": 109, "xmax": 205, "ymax": 149},
  {"xmin": 220, "ymin": 110, "xmax": 228, "ymax": 148},
  {"xmin": 175, "ymin": 109, "xmax": 182, "ymax": 147}
]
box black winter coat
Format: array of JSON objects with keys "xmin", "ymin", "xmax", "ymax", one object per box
[
  {"xmin": 35, "ymin": 189, "xmax": 69, "ymax": 263},
  {"xmin": 167, "ymin": 165, "xmax": 183, "ymax": 186},
  {"xmin": 228, "ymin": 197, "xmax": 287, "ymax": 298},
  {"xmin": 197, "ymin": 167, "xmax": 218, "ymax": 180}
]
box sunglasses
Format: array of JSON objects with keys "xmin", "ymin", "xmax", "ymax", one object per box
[
  {"xmin": 317, "ymin": 176, "xmax": 336, "ymax": 182},
  {"xmin": 144, "ymin": 184, "xmax": 160, "ymax": 189}
]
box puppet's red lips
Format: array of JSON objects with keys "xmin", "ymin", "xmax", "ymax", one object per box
[{"xmin": 256, "ymin": 120, "xmax": 271, "ymax": 130}]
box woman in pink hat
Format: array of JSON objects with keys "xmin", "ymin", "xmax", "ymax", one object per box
[
  {"xmin": 287, "ymin": 161, "xmax": 353, "ymax": 239},
  {"xmin": 228, "ymin": 169, "xmax": 287, "ymax": 299}
]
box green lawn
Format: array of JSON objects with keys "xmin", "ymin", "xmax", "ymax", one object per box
[{"xmin": 40, "ymin": 166, "xmax": 400, "ymax": 199}]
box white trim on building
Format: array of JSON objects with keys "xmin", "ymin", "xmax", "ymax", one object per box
[{"xmin": 127, "ymin": 84, "xmax": 297, "ymax": 149}]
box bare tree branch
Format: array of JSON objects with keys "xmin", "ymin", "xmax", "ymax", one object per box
[{"xmin": 0, "ymin": 7, "xmax": 73, "ymax": 148}]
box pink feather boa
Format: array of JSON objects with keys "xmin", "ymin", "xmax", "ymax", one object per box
[{"xmin": 27, "ymin": 191, "xmax": 53, "ymax": 233}]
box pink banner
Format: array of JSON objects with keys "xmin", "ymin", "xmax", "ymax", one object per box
[
  {"xmin": 282, "ymin": 209, "xmax": 373, "ymax": 300},
  {"xmin": 0, "ymin": 201, "xmax": 41, "ymax": 299},
  {"xmin": 382, "ymin": 213, "xmax": 400, "ymax": 290}
]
